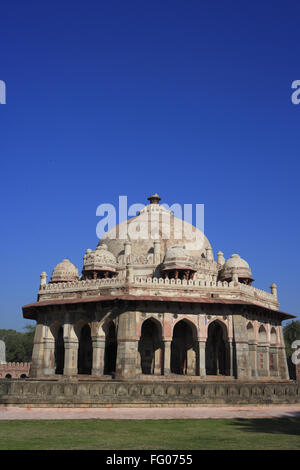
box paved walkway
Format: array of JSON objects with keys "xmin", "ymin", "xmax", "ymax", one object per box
[{"xmin": 0, "ymin": 405, "xmax": 300, "ymax": 420}]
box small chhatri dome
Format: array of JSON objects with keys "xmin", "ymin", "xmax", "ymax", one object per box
[
  {"xmin": 162, "ymin": 245, "xmax": 196, "ymax": 272},
  {"xmin": 219, "ymin": 254, "xmax": 253, "ymax": 283},
  {"xmin": 50, "ymin": 259, "xmax": 79, "ymax": 283},
  {"xmin": 83, "ymin": 243, "xmax": 117, "ymax": 278}
]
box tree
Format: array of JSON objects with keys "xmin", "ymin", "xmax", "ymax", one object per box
[{"xmin": 0, "ymin": 324, "xmax": 35, "ymax": 362}]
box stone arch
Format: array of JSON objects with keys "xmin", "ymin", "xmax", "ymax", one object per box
[
  {"xmin": 172, "ymin": 317, "xmax": 198, "ymax": 339},
  {"xmin": 77, "ymin": 323, "xmax": 93, "ymax": 375},
  {"xmin": 258, "ymin": 325, "xmax": 267, "ymax": 343},
  {"xmin": 270, "ymin": 327, "xmax": 277, "ymax": 345},
  {"xmin": 138, "ymin": 318, "xmax": 163, "ymax": 375},
  {"xmin": 104, "ymin": 321, "xmax": 117, "ymax": 375},
  {"xmin": 205, "ymin": 320, "xmax": 230, "ymax": 376},
  {"xmin": 49, "ymin": 321, "xmax": 64, "ymax": 375},
  {"xmin": 137, "ymin": 315, "xmax": 163, "ymax": 340},
  {"xmin": 171, "ymin": 319, "xmax": 198, "ymax": 375},
  {"xmin": 247, "ymin": 322, "xmax": 255, "ymax": 342}
]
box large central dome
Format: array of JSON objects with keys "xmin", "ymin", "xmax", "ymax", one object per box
[{"xmin": 98, "ymin": 194, "xmax": 212, "ymax": 260}]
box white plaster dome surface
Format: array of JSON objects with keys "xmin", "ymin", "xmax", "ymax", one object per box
[
  {"xmin": 50, "ymin": 259, "xmax": 79, "ymax": 283},
  {"xmin": 99, "ymin": 199, "xmax": 212, "ymax": 260}
]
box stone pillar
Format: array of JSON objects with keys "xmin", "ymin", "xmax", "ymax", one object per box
[
  {"xmin": 186, "ymin": 348, "xmax": 196, "ymax": 375},
  {"xmin": 205, "ymin": 247, "xmax": 214, "ymax": 261},
  {"xmin": 91, "ymin": 337, "xmax": 106, "ymax": 375},
  {"xmin": 154, "ymin": 240, "xmax": 161, "ymax": 264},
  {"xmin": 154, "ymin": 347, "xmax": 162, "ymax": 375},
  {"xmin": 40, "ymin": 272, "xmax": 47, "ymax": 289},
  {"xmin": 198, "ymin": 340, "xmax": 206, "ymax": 377},
  {"xmin": 228, "ymin": 340, "xmax": 234, "ymax": 376},
  {"xmin": 29, "ymin": 323, "xmax": 45, "ymax": 378},
  {"xmin": 163, "ymin": 340, "xmax": 171, "ymax": 375},
  {"xmin": 124, "ymin": 241, "xmax": 132, "ymax": 263},
  {"xmin": 63, "ymin": 340, "xmax": 79, "ymax": 376},
  {"xmin": 257, "ymin": 346, "xmax": 269, "ymax": 376},
  {"xmin": 248, "ymin": 343, "xmax": 258, "ymax": 377},
  {"xmin": 232, "ymin": 315, "xmax": 251, "ymax": 379},
  {"xmin": 217, "ymin": 251, "xmax": 225, "ymax": 266},
  {"xmin": 265, "ymin": 345, "xmax": 270, "ymax": 376},
  {"xmin": 277, "ymin": 326, "xmax": 289, "ymax": 379},
  {"xmin": 269, "ymin": 347, "xmax": 279, "ymax": 377},
  {"xmin": 43, "ymin": 338, "xmax": 55, "ymax": 375},
  {"xmin": 115, "ymin": 311, "xmax": 138, "ymax": 379},
  {"xmin": 270, "ymin": 283, "xmax": 278, "ymax": 300}
]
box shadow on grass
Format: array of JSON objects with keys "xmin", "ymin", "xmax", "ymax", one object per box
[{"xmin": 231, "ymin": 417, "xmax": 300, "ymax": 437}]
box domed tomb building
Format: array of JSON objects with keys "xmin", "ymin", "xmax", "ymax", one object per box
[{"xmin": 23, "ymin": 194, "xmax": 294, "ymax": 381}]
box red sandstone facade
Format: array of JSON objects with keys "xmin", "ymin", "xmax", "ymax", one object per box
[{"xmin": 0, "ymin": 362, "xmax": 31, "ymax": 379}]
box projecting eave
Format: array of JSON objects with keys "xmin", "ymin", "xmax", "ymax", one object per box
[{"xmin": 22, "ymin": 294, "xmax": 296, "ymax": 321}]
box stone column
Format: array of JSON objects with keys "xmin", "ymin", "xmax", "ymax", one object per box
[
  {"xmin": 29, "ymin": 323, "xmax": 45, "ymax": 378},
  {"xmin": 115, "ymin": 310, "xmax": 138, "ymax": 379},
  {"xmin": 265, "ymin": 345, "xmax": 270, "ymax": 377},
  {"xmin": 43, "ymin": 338, "xmax": 55, "ymax": 375},
  {"xmin": 154, "ymin": 347, "xmax": 162, "ymax": 375},
  {"xmin": 154, "ymin": 240, "xmax": 161, "ymax": 264},
  {"xmin": 248, "ymin": 343, "xmax": 258, "ymax": 377},
  {"xmin": 232, "ymin": 315, "xmax": 251, "ymax": 379},
  {"xmin": 91, "ymin": 337, "xmax": 106, "ymax": 376},
  {"xmin": 63, "ymin": 340, "xmax": 79, "ymax": 376},
  {"xmin": 198, "ymin": 340, "xmax": 206, "ymax": 377},
  {"xmin": 163, "ymin": 340, "xmax": 171, "ymax": 375},
  {"xmin": 277, "ymin": 326, "xmax": 289, "ymax": 379},
  {"xmin": 228, "ymin": 340, "xmax": 234, "ymax": 376},
  {"xmin": 187, "ymin": 348, "xmax": 196, "ymax": 375}
]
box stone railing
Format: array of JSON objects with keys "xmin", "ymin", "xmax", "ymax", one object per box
[
  {"xmin": 133, "ymin": 276, "xmax": 277, "ymax": 304},
  {"xmin": 39, "ymin": 276, "xmax": 277, "ymax": 307},
  {"xmin": 42, "ymin": 277, "xmax": 125, "ymax": 291}
]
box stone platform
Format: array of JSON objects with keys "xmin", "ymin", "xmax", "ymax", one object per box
[{"xmin": 0, "ymin": 378, "xmax": 300, "ymax": 407}]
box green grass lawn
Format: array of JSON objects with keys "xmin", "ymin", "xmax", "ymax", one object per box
[{"xmin": 0, "ymin": 418, "xmax": 299, "ymax": 450}]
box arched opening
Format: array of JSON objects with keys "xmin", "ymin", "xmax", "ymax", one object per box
[
  {"xmin": 171, "ymin": 320, "xmax": 197, "ymax": 375},
  {"xmin": 247, "ymin": 322, "xmax": 254, "ymax": 342},
  {"xmin": 54, "ymin": 326, "xmax": 64, "ymax": 374},
  {"xmin": 205, "ymin": 321, "xmax": 229, "ymax": 375},
  {"xmin": 139, "ymin": 318, "xmax": 162, "ymax": 374},
  {"xmin": 5, "ymin": 374, "xmax": 12, "ymax": 379},
  {"xmin": 258, "ymin": 325, "xmax": 267, "ymax": 343},
  {"xmin": 20, "ymin": 374, "xmax": 27, "ymax": 379},
  {"xmin": 270, "ymin": 327, "xmax": 277, "ymax": 345},
  {"xmin": 104, "ymin": 322, "xmax": 117, "ymax": 375},
  {"xmin": 77, "ymin": 324, "xmax": 92, "ymax": 374}
]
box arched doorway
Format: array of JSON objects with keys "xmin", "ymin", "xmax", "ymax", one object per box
[
  {"xmin": 205, "ymin": 321, "xmax": 229, "ymax": 375},
  {"xmin": 139, "ymin": 318, "xmax": 162, "ymax": 374},
  {"xmin": 54, "ymin": 326, "xmax": 64, "ymax": 374},
  {"xmin": 104, "ymin": 322, "xmax": 117, "ymax": 375},
  {"xmin": 77, "ymin": 324, "xmax": 92, "ymax": 374},
  {"xmin": 171, "ymin": 320, "xmax": 197, "ymax": 375}
]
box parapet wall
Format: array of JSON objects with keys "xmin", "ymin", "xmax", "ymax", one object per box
[
  {"xmin": 0, "ymin": 379, "xmax": 299, "ymax": 406},
  {"xmin": 0, "ymin": 363, "xmax": 31, "ymax": 379}
]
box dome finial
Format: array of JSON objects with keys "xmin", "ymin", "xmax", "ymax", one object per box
[{"xmin": 147, "ymin": 193, "xmax": 161, "ymax": 204}]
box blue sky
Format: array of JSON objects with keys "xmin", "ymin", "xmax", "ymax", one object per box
[{"xmin": 0, "ymin": 0, "xmax": 299, "ymax": 330}]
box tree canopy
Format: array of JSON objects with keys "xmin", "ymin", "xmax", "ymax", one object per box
[{"xmin": 0, "ymin": 325, "xmax": 35, "ymax": 362}]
